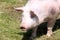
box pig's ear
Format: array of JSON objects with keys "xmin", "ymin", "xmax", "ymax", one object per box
[
  {"xmin": 30, "ymin": 11, "xmax": 37, "ymax": 18},
  {"xmin": 14, "ymin": 7, "xmax": 23, "ymax": 12}
]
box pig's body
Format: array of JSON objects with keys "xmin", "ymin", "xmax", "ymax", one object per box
[
  {"xmin": 24, "ymin": 0, "xmax": 59, "ymax": 23},
  {"xmin": 15, "ymin": 0, "xmax": 60, "ymax": 40}
]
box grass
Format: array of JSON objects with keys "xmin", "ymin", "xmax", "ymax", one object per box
[{"xmin": 0, "ymin": 0, "xmax": 60, "ymax": 40}]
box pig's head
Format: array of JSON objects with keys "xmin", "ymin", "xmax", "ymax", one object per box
[{"xmin": 15, "ymin": 7, "xmax": 39, "ymax": 31}]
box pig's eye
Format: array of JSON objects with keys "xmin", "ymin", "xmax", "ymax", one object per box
[{"xmin": 30, "ymin": 11, "xmax": 36, "ymax": 18}]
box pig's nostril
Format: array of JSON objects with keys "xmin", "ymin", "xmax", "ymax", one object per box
[{"xmin": 20, "ymin": 27, "xmax": 26, "ymax": 29}]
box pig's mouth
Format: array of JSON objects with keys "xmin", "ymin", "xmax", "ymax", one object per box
[
  {"xmin": 20, "ymin": 25, "xmax": 34, "ymax": 31},
  {"xmin": 20, "ymin": 27, "xmax": 27, "ymax": 31}
]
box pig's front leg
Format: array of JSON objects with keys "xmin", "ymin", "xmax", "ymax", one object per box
[
  {"xmin": 47, "ymin": 18, "xmax": 56, "ymax": 37},
  {"xmin": 29, "ymin": 26, "xmax": 38, "ymax": 40}
]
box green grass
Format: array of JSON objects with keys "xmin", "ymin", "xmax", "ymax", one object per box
[{"xmin": 0, "ymin": 0, "xmax": 60, "ymax": 40}]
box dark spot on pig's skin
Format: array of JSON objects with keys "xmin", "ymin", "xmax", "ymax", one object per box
[
  {"xmin": 30, "ymin": 11, "xmax": 37, "ymax": 18},
  {"xmin": 50, "ymin": 8, "xmax": 56, "ymax": 15},
  {"xmin": 30, "ymin": 11, "xmax": 39, "ymax": 23}
]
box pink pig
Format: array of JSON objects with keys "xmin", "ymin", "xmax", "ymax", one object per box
[{"xmin": 15, "ymin": 0, "xmax": 60, "ymax": 40}]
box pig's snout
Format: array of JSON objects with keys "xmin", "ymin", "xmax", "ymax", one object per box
[
  {"xmin": 20, "ymin": 25, "xmax": 28, "ymax": 31},
  {"xmin": 20, "ymin": 26, "xmax": 26, "ymax": 29},
  {"xmin": 20, "ymin": 23, "xmax": 30, "ymax": 30},
  {"xmin": 20, "ymin": 26, "xmax": 27, "ymax": 31}
]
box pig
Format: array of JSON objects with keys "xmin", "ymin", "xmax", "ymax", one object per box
[{"xmin": 14, "ymin": 0, "xmax": 60, "ymax": 40}]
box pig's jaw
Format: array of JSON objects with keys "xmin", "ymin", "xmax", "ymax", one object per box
[{"xmin": 21, "ymin": 29, "xmax": 27, "ymax": 31}]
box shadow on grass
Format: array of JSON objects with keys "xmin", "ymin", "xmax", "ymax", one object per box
[{"xmin": 18, "ymin": 19, "xmax": 60, "ymax": 40}]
